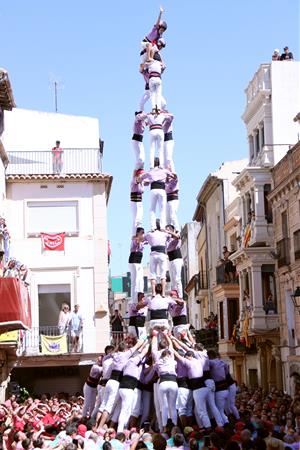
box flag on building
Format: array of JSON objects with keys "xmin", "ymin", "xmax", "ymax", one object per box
[
  {"xmin": 41, "ymin": 232, "xmax": 65, "ymax": 251},
  {"xmin": 41, "ymin": 334, "xmax": 68, "ymax": 355}
]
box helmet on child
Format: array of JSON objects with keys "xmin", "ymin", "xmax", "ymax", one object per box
[
  {"xmin": 160, "ymin": 21, "xmax": 167, "ymax": 30},
  {"xmin": 157, "ymin": 38, "xmax": 166, "ymax": 48}
]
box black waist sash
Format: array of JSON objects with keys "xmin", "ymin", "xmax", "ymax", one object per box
[
  {"xmin": 215, "ymin": 379, "xmax": 228, "ymax": 392},
  {"xmin": 164, "ymin": 131, "xmax": 173, "ymax": 141},
  {"xmin": 110, "ymin": 370, "xmax": 123, "ymax": 382},
  {"xmin": 129, "ymin": 316, "xmax": 146, "ymax": 327},
  {"xmin": 151, "ymin": 245, "xmax": 166, "ymax": 253},
  {"xmin": 203, "ymin": 370, "xmax": 212, "ymax": 381},
  {"xmin": 132, "ymin": 133, "xmax": 143, "ymax": 142},
  {"xmin": 99, "ymin": 379, "xmax": 108, "ymax": 386},
  {"xmin": 130, "ymin": 192, "xmax": 142, "ymax": 202},
  {"xmin": 119, "ymin": 375, "xmax": 138, "ymax": 390},
  {"xmin": 167, "ymin": 191, "xmax": 179, "ymax": 202},
  {"xmin": 167, "ymin": 248, "xmax": 182, "ymax": 261},
  {"xmin": 86, "ymin": 375, "xmax": 100, "ymax": 388},
  {"xmin": 159, "ymin": 374, "xmax": 177, "ymax": 383},
  {"xmin": 226, "ymin": 373, "xmax": 235, "ymax": 386},
  {"xmin": 150, "ymin": 309, "xmax": 168, "ymax": 320},
  {"xmin": 138, "ymin": 381, "xmax": 154, "ymax": 392},
  {"xmin": 149, "ymin": 72, "xmax": 161, "ymax": 79},
  {"xmin": 188, "ymin": 377, "xmax": 205, "ymax": 390},
  {"xmin": 177, "ymin": 377, "xmax": 189, "ymax": 389},
  {"xmin": 151, "ymin": 181, "xmax": 165, "ymax": 190},
  {"xmin": 128, "ymin": 251, "xmax": 143, "ymax": 263},
  {"xmin": 150, "ymin": 124, "xmax": 163, "ymax": 131},
  {"xmin": 172, "ymin": 315, "xmax": 187, "ymax": 326}
]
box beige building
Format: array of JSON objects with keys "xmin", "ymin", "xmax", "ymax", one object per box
[{"xmin": 268, "ymin": 139, "xmax": 300, "ymax": 394}]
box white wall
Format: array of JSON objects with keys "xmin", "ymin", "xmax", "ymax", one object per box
[
  {"xmin": 271, "ymin": 62, "xmax": 300, "ymax": 164},
  {"xmin": 2, "ymin": 108, "xmax": 100, "ymax": 151}
]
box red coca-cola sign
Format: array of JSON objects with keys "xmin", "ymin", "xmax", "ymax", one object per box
[{"xmin": 41, "ymin": 232, "xmax": 65, "ymax": 251}]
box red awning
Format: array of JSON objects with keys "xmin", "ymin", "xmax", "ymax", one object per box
[{"xmin": 0, "ymin": 278, "xmax": 31, "ymax": 332}]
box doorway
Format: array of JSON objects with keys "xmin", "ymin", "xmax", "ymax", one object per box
[{"xmin": 38, "ymin": 284, "xmax": 71, "ymax": 329}]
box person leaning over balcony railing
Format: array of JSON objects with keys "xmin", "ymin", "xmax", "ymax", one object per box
[
  {"xmin": 52, "ymin": 140, "xmax": 63, "ymax": 174},
  {"xmin": 264, "ymin": 293, "xmax": 277, "ymax": 315}
]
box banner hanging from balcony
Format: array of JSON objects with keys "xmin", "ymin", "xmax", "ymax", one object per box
[
  {"xmin": 41, "ymin": 334, "xmax": 68, "ymax": 355},
  {"xmin": 41, "ymin": 232, "xmax": 65, "ymax": 251}
]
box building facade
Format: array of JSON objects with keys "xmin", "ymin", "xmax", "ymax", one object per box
[{"xmin": 1, "ymin": 108, "xmax": 112, "ymax": 395}]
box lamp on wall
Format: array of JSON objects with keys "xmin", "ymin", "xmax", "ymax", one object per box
[{"xmin": 291, "ymin": 287, "xmax": 300, "ymax": 311}]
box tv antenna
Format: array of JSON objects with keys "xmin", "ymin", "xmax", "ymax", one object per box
[{"xmin": 49, "ymin": 73, "xmax": 64, "ymax": 113}]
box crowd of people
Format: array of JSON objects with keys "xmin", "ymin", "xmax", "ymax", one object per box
[{"xmin": 1, "ymin": 383, "xmax": 300, "ymax": 450}]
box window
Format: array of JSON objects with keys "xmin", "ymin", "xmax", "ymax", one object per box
[
  {"xmin": 255, "ymin": 130, "xmax": 260, "ymax": 156},
  {"xmin": 294, "ymin": 229, "xmax": 300, "ymax": 260},
  {"xmin": 264, "ymin": 184, "xmax": 272, "ymax": 223},
  {"xmin": 227, "ymin": 298, "xmax": 239, "ymax": 339},
  {"xmin": 219, "ymin": 302, "xmax": 224, "ymax": 339},
  {"xmin": 26, "ymin": 201, "xmax": 79, "ymax": 235}
]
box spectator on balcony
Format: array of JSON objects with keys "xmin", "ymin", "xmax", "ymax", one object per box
[
  {"xmin": 3, "ymin": 258, "xmax": 19, "ymax": 278},
  {"xmin": 58, "ymin": 303, "xmax": 71, "ymax": 334},
  {"xmin": 0, "ymin": 250, "xmax": 4, "ymax": 277},
  {"xmin": 280, "ymin": 47, "xmax": 294, "ymax": 61},
  {"xmin": 68, "ymin": 304, "xmax": 83, "ymax": 353},
  {"xmin": 52, "ymin": 140, "xmax": 63, "ymax": 174},
  {"xmin": 110, "ymin": 310, "xmax": 125, "ymax": 345},
  {"xmin": 242, "ymin": 290, "xmax": 252, "ymax": 314},
  {"xmin": 0, "ymin": 216, "xmax": 10, "ymax": 262},
  {"xmin": 222, "ymin": 247, "xmax": 236, "ymax": 283},
  {"xmin": 264, "ymin": 293, "xmax": 277, "ymax": 315},
  {"xmin": 272, "ymin": 49, "xmax": 281, "ymax": 61}
]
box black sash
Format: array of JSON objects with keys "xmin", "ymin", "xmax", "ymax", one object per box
[
  {"xmin": 172, "ymin": 315, "xmax": 187, "ymax": 326},
  {"xmin": 203, "ymin": 370, "xmax": 212, "ymax": 381},
  {"xmin": 177, "ymin": 377, "xmax": 189, "ymax": 389},
  {"xmin": 150, "ymin": 309, "xmax": 167, "ymax": 320},
  {"xmin": 128, "ymin": 251, "xmax": 143, "ymax": 263},
  {"xmin": 151, "ymin": 245, "xmax": 166, "ymax": 253},
  {"xmin": 188, "ymin": 377, "xmax": 205, "ymax": 390},
  {"xmin": 86, "ymin": 375, "xmax": 100, "ymax": 388},
  {"xmin": 98, "ymin": 379, "xmax": 108, "ymax": 386},
  {"xmin": 132, "ymin": 133, "xmax": 143, "ymax": 142},
  {"xmin": 226, "ymin": 373, "xmax": 235, "ymax": 386},
  {"xmin": 215, "ymin": 379, "xmax": 228, "ymax": 392},
  {"xmin": 167, "ymin": 191, "xmax": 179, "ymax": 202},
  {"xmin": 119, "ymin": 375, "xmax": 138, "ymax": 390},
  {"xmin": 164, "ymin": 131, "xmax": 173, "ymax": 141},
  {"xmin": 130, "ymin": 192, "xmax": 142, "ymax": 202},
  {"xmin": 129, "ymin": 316, "xmax": 146, "ymax": 327},
  {"xmin": 159, "ymin": 374, "xmax": 177, "ymax": 383},
  {"xmin": 151, "ymin": 181, "xmax": 165, "ymax": 190},
  {"xmin": 110, "ymin": 370, "xmax": 123, "ymax": 382},
  {"xmin": 167, "ymin": 248, "xmax": 182, "ymax": 261}
]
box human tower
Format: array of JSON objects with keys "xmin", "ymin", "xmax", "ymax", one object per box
[{"xmin": 82, "ymin": 9, "xmax": 239, "ymax": 434}]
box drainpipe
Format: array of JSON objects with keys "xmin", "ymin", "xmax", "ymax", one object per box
[{"xmin": 199, "ymin": 202, "xmax": 212, "ymax": 314}]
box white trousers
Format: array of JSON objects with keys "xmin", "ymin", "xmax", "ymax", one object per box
[
  {"xmin": 130, "ymin": 201, "xmax": 143, "ymax": 237},
  {"xmin": 149, "ymin": 77, "xmax": 162, "ymax": 110},
  {"xmin": 193, "ymin": 387, "xmax": 211, "ymax": 429},
  {"xmin": 132, "ymin": 139, "xmax": 145, "ymax": 169},
  {"xmin": 131, "ymin": 388, "xmax": 142, "ymax": 418},
  {"xmin": 99, "ymin": 379, "xmax": 119, "ymax": 415},
  {"xmin": 129, "ymin": 262, "xmax": 144, "ymax": 303},
  {"xmin": 205, "ymin": 380, "xmax": 224, "ymax": 427},
  {"xmin": 150, "ymin": 318, "xmax": 169, "ymax": 329},
  {"xmin": 127, "ymin": 325, "xmax": 147, "ymax": 339},
  {"xmin": 91, "ymin": 384, "xmax": 104, "ymax": 419},
  {"xmin": 149, "ymin": 129, "xmax": 164, "ymax": 168},
  {"xmin": 150, "ymin": 189, "xmax": 166, "ymax": 230},
  {"xmin": 140, "ymin": 390, "xmax": 152, "ymax": 425},
  {"xmin": 166, "ymin": 199, "xmax": 179, "ymax": 231},
  {"xmin": 177, "ymin": 387, "xmax": 193, "ymax": 417},
  {"xmin": 153, "ymin": 382, "xmax": 163, "ymax": 432},
  {"xmin": 225, "ymin": 383, "xmax": 240, "ymax": 419},
  {"xmin": 139, "ymin": 90, "xmax": 167, "ymax": 112},
  {"xmin": 158, "ymin": 380, "xmax": 178, "ymax": 427},
  {"xmin": 149, "ymin": 251, "xmax": 167, "ymax": 280},
  {"xmin": 169, "ymin": 257, "xmax": 183, "ymax": 297},
  {"xmin": 215, "ymin": 389, "xmax": 229, "ymax": 424},
  {"xmin": 117, "ymin": 388, "xmax": 136, "ymax": 432},
  {"xmin": 82, "ymin": 383, "xmax": 97, "ymax": 417},
  {"xmin": 164, "ymin": 140, "xmax": 175, "ymax": 171}
]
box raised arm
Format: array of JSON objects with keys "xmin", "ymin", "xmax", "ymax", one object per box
[
  {"xmin": 155, "ymin": 6, "xmax": 164, "ymax": 28},
  {"xmin": 171, "ymin": 335, "xmax": 193, "ymax": 352}
]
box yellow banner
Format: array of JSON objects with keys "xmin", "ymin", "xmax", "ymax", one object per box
[
  {"xmin": 41, "ymin": 334, "xmax": 68, "ymax": 355},
  {"xmin": 0, "ymin": 330, "xmax": 19, "ymax": 343}
]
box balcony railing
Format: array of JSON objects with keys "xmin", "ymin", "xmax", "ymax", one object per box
[
  {"xmin": 21, "ymin": 326, "xmax": 80, "ymax": 356},
  {"xmin": 6, "ymin": 148, "xmax": 102, "ymax": 175},
  {"xmin": 216, "ymin": 264, "xmax": 238, "ymax": 285},
  {"xmin": 277, "ymin": 238, "xmax": 290, "ymax": 268},
  {"xmin": 245, "ymin": 63, "xmax": 271, "ymax": 105},
  {"xmin": 195, "ymin": 271, "xmax": 208, "ymax": 293}
]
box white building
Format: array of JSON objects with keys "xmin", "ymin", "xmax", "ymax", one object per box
[{"xmin": 1, "ymin": 108, "xmax": 112, "ymax": 394}]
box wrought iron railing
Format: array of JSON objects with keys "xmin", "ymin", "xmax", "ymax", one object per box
[
  {"xmin": 195, "ymin": 329, "xmax": 218, "ymax": 348},
  {"xmin": 277, "ymin": 238, "xmax": 290, "ymax": 268},
  {"xmin": 216, "ymin": 264, "xmax": 238, "ymax": 285},
  {"xmin": 6, "ymin": 148, "xmax": 102, "ymax": 175},
  {"xmin": 21, "ymin": 326, "xmax": 80, "ymax": 355}
]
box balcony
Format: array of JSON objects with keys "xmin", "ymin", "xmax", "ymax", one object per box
[
  {"xmin": 195, "ymin": 328, "xmax": 218, "ymax": 349},
  {"xmin": 216, "ymin": 264, "xmax": 238, "ymax": 285},
  {"xmin": 0, "ymin": 278, "xmax": 31, "ymax": 333},
  {"xmin": 195, "ymin": 271, "xmax": 208, "ymax": 292},
  {"xmin": 245, "ymin": 63, "xmax": 271, "ymax": 106},
  {"xmin": 6, "ymin": 148, "xmax": 102, "ymax": 176},
  {"xmin": 21, "ymin": 326, "xmax": 81, "ymax": 356},
  {"xmin": 277, "ymin": 238, "xmax": 290, "ymax": 268}
]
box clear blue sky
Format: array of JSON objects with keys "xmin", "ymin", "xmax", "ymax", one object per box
[{"xmin": 2, "ymin": 0, "xmax": 299, "ymax": 275}]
